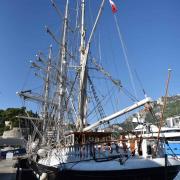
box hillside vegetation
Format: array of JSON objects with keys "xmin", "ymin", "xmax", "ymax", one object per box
[
  {"xmin": 120, "ymin": 95, "xmax": 180, "ymax": 131},
  {"xmin": 0, "ymin": 107, "xmax": 37, "ymax": 136}
]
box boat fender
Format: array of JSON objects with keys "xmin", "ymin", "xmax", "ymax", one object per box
[
  {"xmin": 40, "ymin": 172, "xmax": 48, "ymax": 180},
  {"xmin": 35, "ymin": 173, "xmax": 40, "ymax": 179}
]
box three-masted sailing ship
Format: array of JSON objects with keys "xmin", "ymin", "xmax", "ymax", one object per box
[{"xmin": 17, "ymin": 0, "xmax": 180, "ymax": 179}]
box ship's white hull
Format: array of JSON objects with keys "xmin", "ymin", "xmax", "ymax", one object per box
[
  {"xmin": 29, "ymin": 157, "xmax": 180, "ymax": 180},
  {"xmin": 28, "ymin": 155, "xmax": 180, "ymax": 180}
]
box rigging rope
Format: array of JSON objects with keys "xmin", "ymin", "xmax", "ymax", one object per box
[
  {"xmin": 21, "ymin": 67, "xmax": 32, "ymax": 91},
  {"xmin": 87, "ymin": 85, "xmax": 114, "ymax": 120},
  {"xmin": 92, "ymin": 58, "xmax": 138, "ymax": 102},
  {"xmin": 113, "ymin": 14, "xmax": 137, "ymax": 99},
  {"xmin": 165, "ymin": 141, "xmax": 180, "ymax": 160},
  {"xmin": 88, "ymin": 75, "xmax": 106, "ymax": 119},
  {"xmin": 134, "ymin": 69, "xmax": 147, "ymax": 97},
  {"xmin": 98, "ymin": 33, "xmax": 102, "ymax": 64}
]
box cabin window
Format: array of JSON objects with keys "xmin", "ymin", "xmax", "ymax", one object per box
[
  {"xmin": 106, "ymin": 135, "xmax": 111, "ymax": 141},
  {"xmin": 65, "ymin": 135, "xmax": 73, "ymax": 146}
]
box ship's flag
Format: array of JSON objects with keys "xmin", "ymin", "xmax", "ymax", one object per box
[{"xmin": 109, "ymin": 0, "xmax": 118, "ymax": 13}]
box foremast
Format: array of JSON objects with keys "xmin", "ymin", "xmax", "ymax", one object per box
[
  {"xmin": 16, "ymin": 45, "xmax": 53, "ymax": 145},
  {"xmin": 42, "ymin": 45, "xmax": 52, "ymax": 143}
]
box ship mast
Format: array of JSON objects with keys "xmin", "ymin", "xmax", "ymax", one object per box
[
  {"xmin": 57, "ymin": 0, "xmax": 69, "ymax": 141},
  {"xmin": 77, "ymin": 0, "xmax": 87, "ymax": 131},
  {"xmin": 77, "ymin": 0, "xmax": 105, "ymax": 131},
  {"xmin": 42, "ymin": 45, "xmax": 52, "ymax": 143},
  {"xmin": 16, "ymin": 46, "xmax": 52, "ymax": 144}
]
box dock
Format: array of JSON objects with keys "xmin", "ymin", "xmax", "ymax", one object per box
[{"xmin": 0, "ymin": 159, "xmax": 17, "ymax": 180}]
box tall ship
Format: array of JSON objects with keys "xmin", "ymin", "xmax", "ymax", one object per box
[{"xmin": 17, "ymin": 0, "xmax": 180, "ymax": 179}]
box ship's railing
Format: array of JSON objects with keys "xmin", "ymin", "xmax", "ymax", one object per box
[{"xmin": 61, "ymin": 141, "xmax": 129, "ymax": 162}]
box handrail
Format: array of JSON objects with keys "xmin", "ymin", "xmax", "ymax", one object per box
[{"xmin": 60, "ymin": 140, "xmax": 129, "ymax": 163}]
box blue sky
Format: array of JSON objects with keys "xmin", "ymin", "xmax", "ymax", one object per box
[{"xmin": 0, "ymin": 0, "xmax": 180, "ymax": 111}]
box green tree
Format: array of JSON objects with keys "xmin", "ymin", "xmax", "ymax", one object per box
[{"xmin": 0, "ymin": 107, "xmax": 37, "ymax": 136}]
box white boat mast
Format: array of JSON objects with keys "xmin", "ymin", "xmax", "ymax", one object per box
[
  {"xmin": 17, "ymin": 46, "xmax": 52, "ymax": 144},
  {"xmin": 42, "ymin": 45, "xmax": 52, "ymax": 134},
  {"xmin": 77, "ymin": 0, "xmax": 87, "ymax": 131},
  {"xmin": 77, "ymin": 0, "xmax": 105, "ymax": 131},
  {"xmin": 57, "ymin": 0, "xmax": 69, "ymax": 141}
]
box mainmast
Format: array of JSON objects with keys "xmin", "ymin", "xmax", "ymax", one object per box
[
  {"xmin": 57, "ymin": 0, "xmax": 69, "ymax": 141},
  {"xmin": 77, "ymin": 0, "xmax": 105, "ymax": 131},
  {"xmin": 77, "ymin": 0, "xmax": 87, "ymax": 131}
]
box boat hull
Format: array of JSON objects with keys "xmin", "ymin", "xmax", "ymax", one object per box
[{"xmin": 29, "ymin": 161, "xmax": 180, "ymax": 180}]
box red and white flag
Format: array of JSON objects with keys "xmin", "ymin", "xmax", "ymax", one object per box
[{"xmin": 109, "ymin": 0, "xmax": 118, "ymax": 13}]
